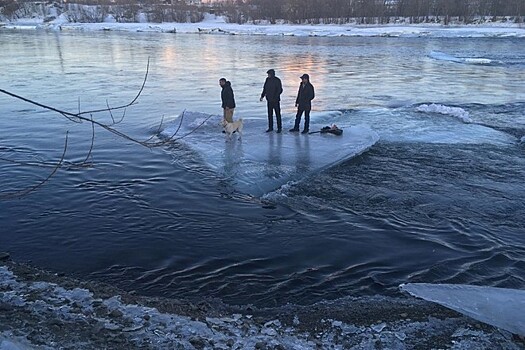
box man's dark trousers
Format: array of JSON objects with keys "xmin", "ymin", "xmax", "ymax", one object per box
[{"xmin": 267, "ymin": 100, "xmax": 282, "ymax": 131}]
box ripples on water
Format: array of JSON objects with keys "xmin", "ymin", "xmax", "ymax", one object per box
[{"xmin": 1, "ymin": 30, "xmax": 524, "ymax": 306}]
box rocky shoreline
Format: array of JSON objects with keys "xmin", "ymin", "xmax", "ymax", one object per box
[{"xmin": 1, "ymin": 255, "xmax": 523, "ymax": 349}]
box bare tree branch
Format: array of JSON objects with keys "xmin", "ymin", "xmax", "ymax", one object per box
[
  {"xmin": 80, "ymin": 114, "xmax": 96, "ymax": 166},
  {"xmin": 0, "ymin": 63, "xmax": 155, "ymax": 148},
  {"xmin": 0, "ymin": 59, "xmax": 221, "ymax": 199},
  {"xmin": 0, "ymin": 132, "xmax": 69, "ymax": 199},
  {"xmin": 77, "ymin": 58, "xmax": 150, "ymax": 117}
]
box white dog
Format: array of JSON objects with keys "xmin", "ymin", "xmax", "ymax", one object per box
[{"xmin": 221, "ymin": 118, "xmax": 243, "ymax": 141}]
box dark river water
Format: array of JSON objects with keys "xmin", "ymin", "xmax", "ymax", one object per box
[{"xmin": 1, "ymin": 30, "xmax": 525, "ymax": 307}]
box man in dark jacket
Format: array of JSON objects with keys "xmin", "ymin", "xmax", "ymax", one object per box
[
  {"xmin": 219, "ymin": 78, "xmax": 236, "ymax": 123},
  {"xmin": 260, "ymin": 69, "xmax": 283, "ymax": 133},
  {"xmin": 290, "ymin": 74, "xmax": 315, "ymax": 134}
]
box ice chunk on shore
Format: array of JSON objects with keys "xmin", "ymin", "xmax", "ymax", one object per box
[{"xmin": 400, "ymin": 283, "xmax": 525, "ymax": 336}]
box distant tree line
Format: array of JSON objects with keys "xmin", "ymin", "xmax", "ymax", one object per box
[
  {"xmin": 0, "ymin": 0, "xmax": 205, "ymax": 22},
  {"xmin": 1, "ymin": 0, "xmax": 523, "ymax": 24},
  {"xmin": 237, "ymin": 0, "xmax": 525, "ymax": 24}
]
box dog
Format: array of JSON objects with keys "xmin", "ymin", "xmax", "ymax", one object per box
[{"xmin": 221, "ymin": 118, "xmax": 243, "ymax": 141}]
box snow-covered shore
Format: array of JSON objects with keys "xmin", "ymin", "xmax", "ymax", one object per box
[
  {"xmin": 2, "ymin": 12, "xmax": 525, "ymax": 38},
  {"xmin": 1, "ymin": 258, "xmax": 524, "ymax": 349}
]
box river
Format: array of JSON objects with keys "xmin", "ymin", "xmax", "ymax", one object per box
[{"xmin": 1, "ymin": 29, "xmax": 524, "ymax": 308}]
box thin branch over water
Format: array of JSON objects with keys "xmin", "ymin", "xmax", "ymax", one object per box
[{"xmin": 0, "ymin": 59, "xmax": 210, "ymax": 199}]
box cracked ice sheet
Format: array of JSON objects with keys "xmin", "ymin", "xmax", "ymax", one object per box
[{"xmin": 160, "ymin": 111, "xmax": 379, "ymax": 197}]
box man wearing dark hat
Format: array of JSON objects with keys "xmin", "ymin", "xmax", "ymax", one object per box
[
  {"xmin": 290, "ymin": 74, "xmax": 315, "ymax": 134},
  {"xmin": 260, "ymin": 69, "xmax": 283, "ymax": 133}
]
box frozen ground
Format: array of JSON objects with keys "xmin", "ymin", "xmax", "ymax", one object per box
[{"xmin": 1, "ymin": 258, "xmax": 524, "ymax": 349}]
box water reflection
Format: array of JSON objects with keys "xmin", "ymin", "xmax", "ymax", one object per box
[
  {"xmin": 223, "ymin": 136, "xmax": 244, "ymax": 181},
  {"xmin": 294, "ymin": 134, "xmax": 311, "ymax": 174},
  {"xmin": 264, "ymin": 132, "xmax": 282, "ymax": 180}
]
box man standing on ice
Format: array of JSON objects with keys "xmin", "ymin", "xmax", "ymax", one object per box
[
  {"xmin": 219, "ymin": 78, "xmax": 236, "ymax": 123},
  {"xmin": 290, "ymin": 74, "xmax": 315, "ymax": 134},
  {"xmin": 260, "ymin": 69, "xmax": 283, "ymax": 133}
]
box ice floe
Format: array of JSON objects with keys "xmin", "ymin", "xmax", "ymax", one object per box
[{"xmin": 160, "ymin": 111, "xmax": 379, "ymax": 197}]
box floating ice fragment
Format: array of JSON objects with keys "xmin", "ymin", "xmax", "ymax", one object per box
[
  {"xmin": 103, "ymin": 322, "xmax": 121, "ymax": 331},
  {"xmin": 394, "ymin": 332, "xmax": 407, "ymax": 341},
  {"xmin": 371, "ymin": 322, "xmax": 387, "ymax": 332},
  {"xmin": 331, "ymin": 320, "xmax": 343, "ymax": 328},
  {"xmin": 205, "ymin": 317, "xmax": 226, "ymax": 326},
  {"xmin": 464, "ymin": 58, "xmax": 494, "ymax": 65},
  {"xmin": 429, "ymin": 51, "xmax": 502, "ymax": 65},
  {"xmin": 261, "ymin": 327, "xmax": 278, "ymax": 336},
  {"xmin": 103, "ymin": 295, "xmax": 122, "ymax": 310},
  {"xmin": 416, "ymin": 103, "xmax": 473, "ymax": 123},
  {"xmin": 263, "ymin": 320, "xmax": 281, "ymax": 328}
]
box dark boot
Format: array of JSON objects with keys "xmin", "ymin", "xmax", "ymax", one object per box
[
  {"xmin": 303, "ymin": 110, "xmax": 311, "ymax": 134},
  {"xmin": 290, "ymin": 110, "xmax": 302, "ymax": 132},
  {"xmin": 276, "ymin": 107, "xmax": 282, "ymax": 133}
]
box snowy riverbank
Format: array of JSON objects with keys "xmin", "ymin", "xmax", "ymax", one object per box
[
  {"xmin": 2, "ymin": 13, "xmax": 525, "ymax": 38},
  {"xmin": 1, "ymin": 258, "xmax": 524, "ymax": 349}
]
